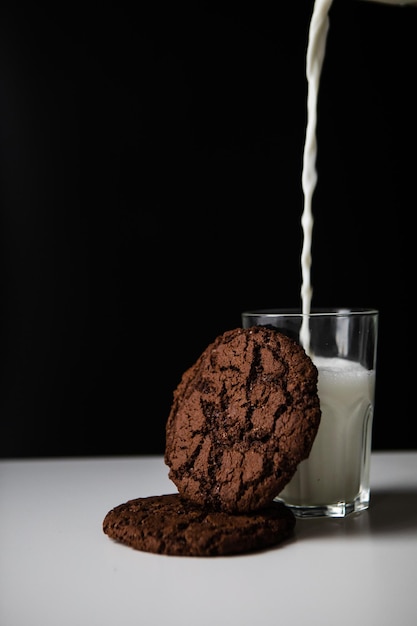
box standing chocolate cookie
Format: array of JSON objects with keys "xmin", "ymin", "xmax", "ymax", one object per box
[
  {"xmin": 103, "ymin": 493, "xmax": 295, "ymax": 557},
  {"xmin": 165, "ymin": 326, "xmax": 321, "ymax": 513}
]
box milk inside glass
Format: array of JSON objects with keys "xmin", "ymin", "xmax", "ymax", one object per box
[{"xmin": 279, "ymin": 356, "xmax": 375, "ymax": 509}]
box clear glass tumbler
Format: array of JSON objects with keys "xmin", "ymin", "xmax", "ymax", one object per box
[{"xmin": 242, "ymin": 308, "xmax": 379, "ymax": 518}]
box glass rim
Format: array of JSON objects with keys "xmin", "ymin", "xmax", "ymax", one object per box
[{"xmin": 242, "ymin": 307, "xmax": 379, "ymax": 318}]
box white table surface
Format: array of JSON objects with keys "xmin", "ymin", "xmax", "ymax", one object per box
[{"xmin": 1, "ymin": 451, "xmax": 416, "ymax": 626}]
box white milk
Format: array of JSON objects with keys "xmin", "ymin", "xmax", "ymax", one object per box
[
  {"xmin": 289, "ymin": 0, "xmax": 378, "ymax": 509},
  {"xmin": 279, "ymin": 357, "xmax": 375, "ymax": 506}
]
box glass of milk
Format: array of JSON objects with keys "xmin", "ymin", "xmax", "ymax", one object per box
[{"xmin": 241, "ymin": 308, "xmax": 379, "ymax": 518}]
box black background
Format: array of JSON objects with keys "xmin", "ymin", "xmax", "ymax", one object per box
[{"xmin": 1, "ymin": 0, "xmax": 415, "ymax": 457}]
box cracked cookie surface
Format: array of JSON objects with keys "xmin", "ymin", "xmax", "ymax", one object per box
[
  {"xmin": 103, "ymin": 493, "xmax": 295, "ymax": 556},
  {"xmin": 164, "ymin": 326, "xmax": 321, "ymax": 513}
]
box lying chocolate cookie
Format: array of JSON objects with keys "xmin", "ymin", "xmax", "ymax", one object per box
[
  {"xmin": 103, "ymin": 493, "xmax": 295, "ymax": 557},
  {"xmin": 165, "ymin": 326, "xmax": 321, "ymax": 513}
]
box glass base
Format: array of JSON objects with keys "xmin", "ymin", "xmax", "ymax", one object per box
[{"xmin": 275, "ymin": 496, "xmax": 370, "ymax": 518}]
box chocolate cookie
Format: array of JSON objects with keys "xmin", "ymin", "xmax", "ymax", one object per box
[
  {"xmin": 103, "ymin": 493, "xmax": 295, "ymax": 557},
  {"xmin": 165, "ymin": 326, "xmax": 321, "ymax": 513}
]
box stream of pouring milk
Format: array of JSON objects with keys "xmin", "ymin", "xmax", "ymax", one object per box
[
  {"xmin": 299, "ymin": 0, "xmax": 413, "ymax": 331},
  {"xmin": 279, "ymin": 0, "xmax": 376, "ymax": 511},
  {"xmin": 299, "ymin": 0, "xmax": 333, "ymax": 352}
]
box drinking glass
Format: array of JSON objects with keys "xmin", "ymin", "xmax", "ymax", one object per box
[{"xmin": 242, "ymin": 308, "xmax": 379, "ymax": 518}]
